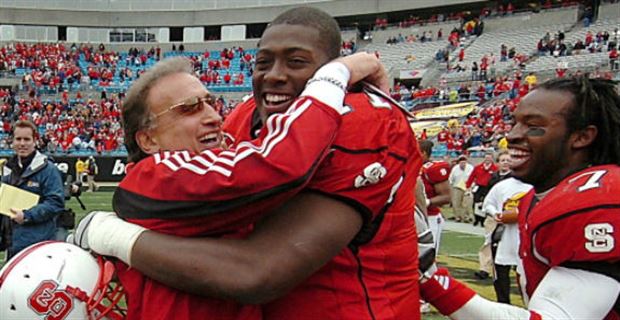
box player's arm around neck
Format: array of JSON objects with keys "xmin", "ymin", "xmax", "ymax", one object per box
[{"xmin": 130, "ymin": 192, "xmax": 362, "ymax": 304}]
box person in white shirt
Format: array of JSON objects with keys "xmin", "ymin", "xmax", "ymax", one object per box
[
  {"xmin": 482, "ymin": 177, "xmax": 532, "ymax": 304},
  {"xmin": 475, "ymin": 151, "xmax": 512, "ymax": 280},
  {"xmin": 448, "ymin": 155, "xmax": 474, "ymax": 222}
]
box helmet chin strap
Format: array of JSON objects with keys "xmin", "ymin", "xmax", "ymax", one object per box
[{"xmin": 84, "ymin": 257, "xmax": 126, "ymax": 320}]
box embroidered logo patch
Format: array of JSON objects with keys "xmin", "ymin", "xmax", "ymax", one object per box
[
  {"xmin": 27, "ymin": 181, "xmax": 40, "ymax": 188},
  {"xmin": 354, "ymin": 162, "xmax": 387, "ymax": 188}
]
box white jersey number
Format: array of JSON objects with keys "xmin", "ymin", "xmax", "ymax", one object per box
[
  {"xmin": 584, "ymin": 223, "xmax": 614, "ymax": 253},
  {"xmin": 366, "ymin": 92, "xmax": 392, "ymax": 110},
  {"xmin": 569, "ymin": 170, "xmax": 607, "ymax": 192}
]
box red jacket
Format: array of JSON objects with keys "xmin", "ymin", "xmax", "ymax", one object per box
[{"xmin": 466, "ymin": 162, "xmax": 497, "ymax": 188}]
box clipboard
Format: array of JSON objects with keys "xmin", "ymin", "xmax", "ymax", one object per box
[{"xmin": 0, "ymin": 183, "xmax": 40, "ymax": 218}]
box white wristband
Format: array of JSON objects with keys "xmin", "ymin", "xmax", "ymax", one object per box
[
  {"xmin": 301, "ymin": 61, "xmax": 350, "ymax": 114},
  {"xmin": 87, "ymin": 211, "xmax": 147, "ymax": 266}
]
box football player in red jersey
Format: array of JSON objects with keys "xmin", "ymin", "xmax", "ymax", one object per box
[
  {"xmin": 418, "ymin": 140, "xmax": 451, "ymax": 254},
  {"xmin": 76, "ymin": 52, "xmax": 386, "ymax": 320},
  {"xmin": 75, "ymin": 7, "xmax": 424, "ymax": 320},
  {"xmin": 417, "ymin": 77, "xmax": 620, "ymax": 319},
  {"xmin": 418, "ymin": 140, "xmax": 451, "ymax": 313}
]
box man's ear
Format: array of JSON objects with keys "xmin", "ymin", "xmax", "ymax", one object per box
[
  {"xmin": 136, "ymin": 129, "xmax": 159, "ymax": 155},
  {"xmin": 571, "ymin": 125, "xmax": 598, "ymax": 149}
]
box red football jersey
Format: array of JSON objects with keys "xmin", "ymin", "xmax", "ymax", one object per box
[
  {"xmin": 518, "ymin": 165, "xmax": 620, "ymax": 319},
  {"xmin": 421, "ymin": 161, "xmax": 451, "ymax": 216},
  {"xmin": 115, "ymin": 96, "xmax": 340, "ymax": 236},
  {"xmin": 230, "ymin": 89, "xmax": 423, "ymax": 320},
  {"xmin": 114, "ymin": 95, "xmax": 341, "ymax": 320}
]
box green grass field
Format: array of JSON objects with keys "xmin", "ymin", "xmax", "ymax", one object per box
[{"xmin": 1, "ymin": 192, "xmax": 524, "ymax": 318}]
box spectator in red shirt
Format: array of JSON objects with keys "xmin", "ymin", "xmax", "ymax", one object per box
[
  {"xmin": 610, "ymin": 47, "xmax": 618, "ymax": 71},
  {"xmin": 466, "ymin": 153, "xmax": 498, "ymax": 226},
  {"xmin": 437, "ymin": 127, "xmax": 450, "ymax": 144}
]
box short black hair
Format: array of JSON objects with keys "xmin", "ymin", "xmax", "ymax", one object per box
[
  {"xmin": 419, "ymin": 139, "xmax": 434, "ymax": 156},
  {"xmin": 268, "ymin": 7, "xmax": 342, "ymax": 60},
  {"xmin": 539, "ymin": 76, "xmax": 620, "ymax": 166}
]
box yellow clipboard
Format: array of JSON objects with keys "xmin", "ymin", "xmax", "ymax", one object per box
[{"xmin": 0, "ymin": 183, "xmax": 40, "ymax": 218}]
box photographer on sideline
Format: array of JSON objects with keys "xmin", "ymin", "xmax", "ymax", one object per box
[
  {"xmin": 54, "ymin": 164, "xmax": 83, "ymax": 241},
  {"xmin": 85, "ymin": 156, "xmax": 98, "ymax": 192}
]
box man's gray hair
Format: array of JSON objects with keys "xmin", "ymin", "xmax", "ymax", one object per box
[{"xmin": 122, "ymin": 57, "xmax": 194, "ymax": 163}]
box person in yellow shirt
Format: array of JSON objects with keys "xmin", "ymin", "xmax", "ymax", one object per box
[
  {"xmin": 75, "ymin": 157, "xmax": 86, "ymax": 183},
  {"xmin": 497, "ymin": 136, "xmax": 508, "ymax": 150},
  {"xmin": 447, "ymin": 117, "xmax": 459, "ymax": 129},
  {"xmin": 524, "ymin": 72, "xmax": 537, "ymax": 87}
]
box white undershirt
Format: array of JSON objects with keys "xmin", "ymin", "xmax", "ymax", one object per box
[{"xmin": 451, "ymin": 266, "xmax": 620, "ymax": 319}]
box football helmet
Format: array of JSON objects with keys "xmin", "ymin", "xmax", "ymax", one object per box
[{"xmin": 0, "ymin": 241, "xmax": 126, "ymax": 320}]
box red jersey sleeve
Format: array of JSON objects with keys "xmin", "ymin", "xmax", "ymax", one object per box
[
  {"xmin": 114, "ymin": 96, "xmax": 340, "ymax": 234},
  {"xmin": 306, "ymin": 90, "xmax": 422, "ymax": 227}
]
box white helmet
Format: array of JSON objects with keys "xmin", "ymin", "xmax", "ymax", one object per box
[{"xmin": 0, "ymin": 241, "xmax": 126, "ymax": 320}]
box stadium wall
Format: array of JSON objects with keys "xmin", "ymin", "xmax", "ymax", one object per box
[
  {"xmin": 483, "ymin": 7, "xmax": 579, "ymax": 32},
  {"xmin": 0, "ymin": 156, "xmax": 129, "ymax": 182},
  {"xmin": 0, "ymin": 0, "xmax": 485, "ymax": 28},
  {"xmin": 598, "ymin": 2, "xmax": 620, "ymax": 20}
]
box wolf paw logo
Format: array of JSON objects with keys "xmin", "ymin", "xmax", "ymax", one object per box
[{"xmin": 354, "ymin": 162, "xmax": 387, "ymax": 188}]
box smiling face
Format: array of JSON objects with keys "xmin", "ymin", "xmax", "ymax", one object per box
[
  {"xmin": 138, "ymin": 72, "xmax": 223, "ymax": 155},
  {"xmin": 507, "ymin": 88, "xmax": 574, "ymax": 191},
  {"xmin": 252, "ymin": 24, "xmax": 331, "ymax": 122},
  {"xmin": 483, "ymin": 154, "xmax": 493, "ymax": 165},
  {"xmin": 497, "ymin": 153, "xmax": 511, "ymax": 173}
]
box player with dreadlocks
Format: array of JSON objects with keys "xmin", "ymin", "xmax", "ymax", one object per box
[{"xmin": 418, "ymin": 76, "xmax": 620, "ymax": 319}]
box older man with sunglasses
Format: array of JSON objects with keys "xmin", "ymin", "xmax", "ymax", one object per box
[{"xmin": 73, "ymin": 53, "xmax": 389, "ymax": 319}]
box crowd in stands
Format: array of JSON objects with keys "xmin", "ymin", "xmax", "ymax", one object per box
[
  {"xmin": 537, "ymin": 28, "xmax": 619, "ymax": 58},
  {"xmin": 182, "ymin": 46, "xmax": 255, "ymax": 86},
  {"xmin": 392, "ymin": 69, "xmax": 536, "ymax": 107},
  {"xmin": 400, "ymin": 65, "xmax": 616, "ymax": 158},
  {"xmin": 0, "ymin": 91, "xmax": 124, "ymax": 155},
  {"xmin": 1, "ymin": 0, "xmax": 618, "ymax": 157},
  {"xmin": 373, "ymin": 0, "xmax": 583, "ymax": 33},
  {"xmin": 0, "ymin": 42, "xmax": 257, "ymax": 155},
  {"xmin": 0, "ymin": 42, "xmax": 256, "ymax": 96},
  {"xmin": 341, "ymin": 39, "xmax": 358, "ymax": 56},
  {"xmin": 0, "ymin": 87, "xmax": 238, "ymax": 156}
]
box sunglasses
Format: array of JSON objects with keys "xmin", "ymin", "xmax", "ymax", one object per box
[{"xmin": 154, "ymin": 94, "xmax": 216, "ymax": 119}]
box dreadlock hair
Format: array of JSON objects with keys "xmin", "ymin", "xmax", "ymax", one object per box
[
  {"xmin": 266, "ymin": 7, "xmax": 342, "ymax": 60},
  {"xmin": 539, "ymin": 76, "xmax": 620, "ymax": 166}
]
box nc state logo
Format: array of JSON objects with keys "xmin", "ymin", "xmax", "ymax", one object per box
[
  {"xmin": 354, "ymin": 162, "xmax": 387, "ymax": 188},
  {"xmin": 28, "ymin": 280, "xmax": 74, "ymax": 320}
]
